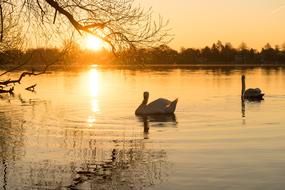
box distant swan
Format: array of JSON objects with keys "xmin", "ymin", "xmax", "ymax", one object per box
[
  {"xmin": 135, "ymin": 91, "xmax": 178, "ymax": 115},
  {"xmin": 241, "ymin": 75, "xmax": 264, "ymax": 100}
]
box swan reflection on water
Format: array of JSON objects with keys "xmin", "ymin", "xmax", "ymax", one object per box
[
  {"xmin": 241, "ymin": 98, "xmax": 264, "ymax": 119},
  {"xmin": 137, "ymin": 114, "xmax": 178, "ymax": 137},
  {"xmin": 0, "ymin": 109, "xmax": 171, "ymax": 190},
  {"xmin": 240, "ymin": 75, "xmax": 264, "ymax": 119}
]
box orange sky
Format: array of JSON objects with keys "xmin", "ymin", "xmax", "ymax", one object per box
[{"xmin": 140, "ymin": 0, "xmax": 285, "ymax": 50}]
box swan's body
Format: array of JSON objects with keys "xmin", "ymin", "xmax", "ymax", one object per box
[
  {"xmin": 135, "ymin": 92, "xmax": 178, "ymax": 115},
  {"xmin": 241, "ymin": 75, "xmax": 264, "ymax": 100}
]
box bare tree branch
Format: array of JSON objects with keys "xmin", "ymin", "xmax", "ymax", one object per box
[
  {"xmin": 0, "ymin": 46, "xmax": 69, "ymax": 93},
  {"xmin": 14, "ymin": 0, "xmax": 171, "ymax": 54},
  {"xmin": 0, "ymin": 55, "xmax": 32, "ymax": 77},
  {"xmin": 0, "ymin": 0, "xmax": 171, "ymax": 93},
  {"xmin": 0, "ymin": 3, "xmax": 4, "ymax": 42}
]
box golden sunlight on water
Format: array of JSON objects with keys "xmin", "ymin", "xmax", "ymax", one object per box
[
  {"xmin": 89, "ymin": 67, "xmax": 100, "ymax": 97},
  {"xmin": 87, "ymin": 67, "xmax": 101, "ymax": 126},
  {"xmin": 91, "ymin": 99, "xmax": 100, "ymax": 113},
  {"xmin": 1, "ymin": 66, "xmax": 285, "ymax": 190}
]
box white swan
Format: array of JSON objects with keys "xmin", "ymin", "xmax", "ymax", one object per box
[
  {"xmin": 135, "ymin": 91, "xmax": 178, "ymax": 115},
  {"xmin": 241, "ymin": 75, "xmax": 264, "ymax": 100}
]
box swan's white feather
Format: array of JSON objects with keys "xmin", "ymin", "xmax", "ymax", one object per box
[{"xmin": 135, "ymin": 94, "xmax": 178, "ymax": 115}]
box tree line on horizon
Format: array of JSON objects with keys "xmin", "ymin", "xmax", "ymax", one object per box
[
  {"xmin": 119, "ymin": 41, "xmax": 285, "ymax": 65},
  {"xmin": 1, "ymin": 40, "xmax": 285, "ymax": 69}
]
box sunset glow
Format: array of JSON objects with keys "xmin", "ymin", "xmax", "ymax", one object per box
[
  {"xmin": 141, "ymin": 0, "xmax": 285, "ymax": 50},
  {"xmin": 3, "ymin": 1, "xmax": 285, "ymax": 189},
  {"xmin": 84, "ymin": 36, "xmax": 104, "ymax": 51}
]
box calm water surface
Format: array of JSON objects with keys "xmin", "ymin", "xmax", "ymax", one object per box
[{"xmin": 1, "ymin": 66, "xmax": 285, "ymax": 190}]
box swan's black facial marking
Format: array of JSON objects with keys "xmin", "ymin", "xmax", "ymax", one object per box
[{"xmin": 143, "ymin": 91, "xmax": 149, "ymax": 100}]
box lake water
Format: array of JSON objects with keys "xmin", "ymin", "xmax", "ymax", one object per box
[{"xmin": 1, "ymin": 65, "xmax": 285, "ymax": 190}]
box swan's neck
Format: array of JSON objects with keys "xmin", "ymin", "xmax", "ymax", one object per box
[
  {"xmin": 135, "ymin": 98, "xmax": 148, "ymax": 114},
  {"xmin": 241, "ymin": 77, "xmax": 246, "ymax": 97},
  {"xmin": 140, "ymin": 99, "xmax": 148, "ymax": 107}
]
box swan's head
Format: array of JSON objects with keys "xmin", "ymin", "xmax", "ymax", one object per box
[
  {"xmin": 143, "ymin": 91, "xmax": 149, "ymax": 101},
  {"xmin": 242, "ymin": 75, "xmax": 245, "ymax": 81}
]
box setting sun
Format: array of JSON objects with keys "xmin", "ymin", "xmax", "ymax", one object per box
[{"xmin": 84, "ymin": 36, "xmax": 104, "ymax": 51}]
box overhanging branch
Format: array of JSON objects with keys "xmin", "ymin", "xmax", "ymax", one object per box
[
  {"xmin": 0, "ymin": 3, "xmax": 3, "ymax": 42},
  {"xmin": 0, "ymin": 47, "xmax": 69, "ymax": 93}
]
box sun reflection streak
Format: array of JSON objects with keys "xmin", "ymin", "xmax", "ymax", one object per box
[
  {"xmin": 87, "ymin": 116, "xmax": 96, "ymax": 124},
  {"xmin": 91, "ymin": 99, "xmax": 100, "ymax": 113},
  {"xmin": 87, "ymin": 68, "xmax": 101, "ymax": 126},
  {"xmin": 89, "ymin": 68, "xmax": 100, "ymax": 97}
]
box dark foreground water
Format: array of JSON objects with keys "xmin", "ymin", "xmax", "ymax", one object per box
[{"xmin": 1, "ymin": 66, "xmax": 285, "ymax": 190}]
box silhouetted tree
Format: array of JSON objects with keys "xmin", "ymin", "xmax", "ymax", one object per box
[
  {"xmin": 0, "ymin": 2, "xmax": 22, "ymax": 52},
  {"xmin": 0, "ymin": 0, "xmax": 171, "ymax": 93},
  {"xmin": 201, "ymin": 46, "xmax": 211, "ymax": 62},
  {"xmin": 178, "ymin": 48, "xmax": 200, "ymax": 64},
  {"xmin": 0, "ymin": 0, "xmax": 170, "ymax": 54},
  {"xmin": 260, "ymin": 43, "xmax": 277, "ymax": 63},
  {"xmin": 211, "ymin": 42, "xmax": 220, "ymax": 61},
  {"xmin": 239, "ymin": 42, "xmax": 248, "ymax": 51},
  {"xmin": 216, "ymin": 40, "xmax": 224, "ymax": 52},
  {"xmin": 153, "ymin": 45, "xmax": 178, "ymax": 64},
  {"xmin": 221, "ymin": 42, "xmax": 236, "ymax": 62}
]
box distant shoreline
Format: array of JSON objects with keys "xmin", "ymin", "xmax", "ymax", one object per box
[
  {"xmin": 1, "ymin": 63, "xmax": 285, "ymax": 73},
  {"xmin": 102, "ymin": 63, "xmax": 285, "ymax": 67}
]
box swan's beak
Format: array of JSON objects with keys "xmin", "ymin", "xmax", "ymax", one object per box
[{"xmin": 143, "ymin": 91, "xmax": 149, "ymax": 99}]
